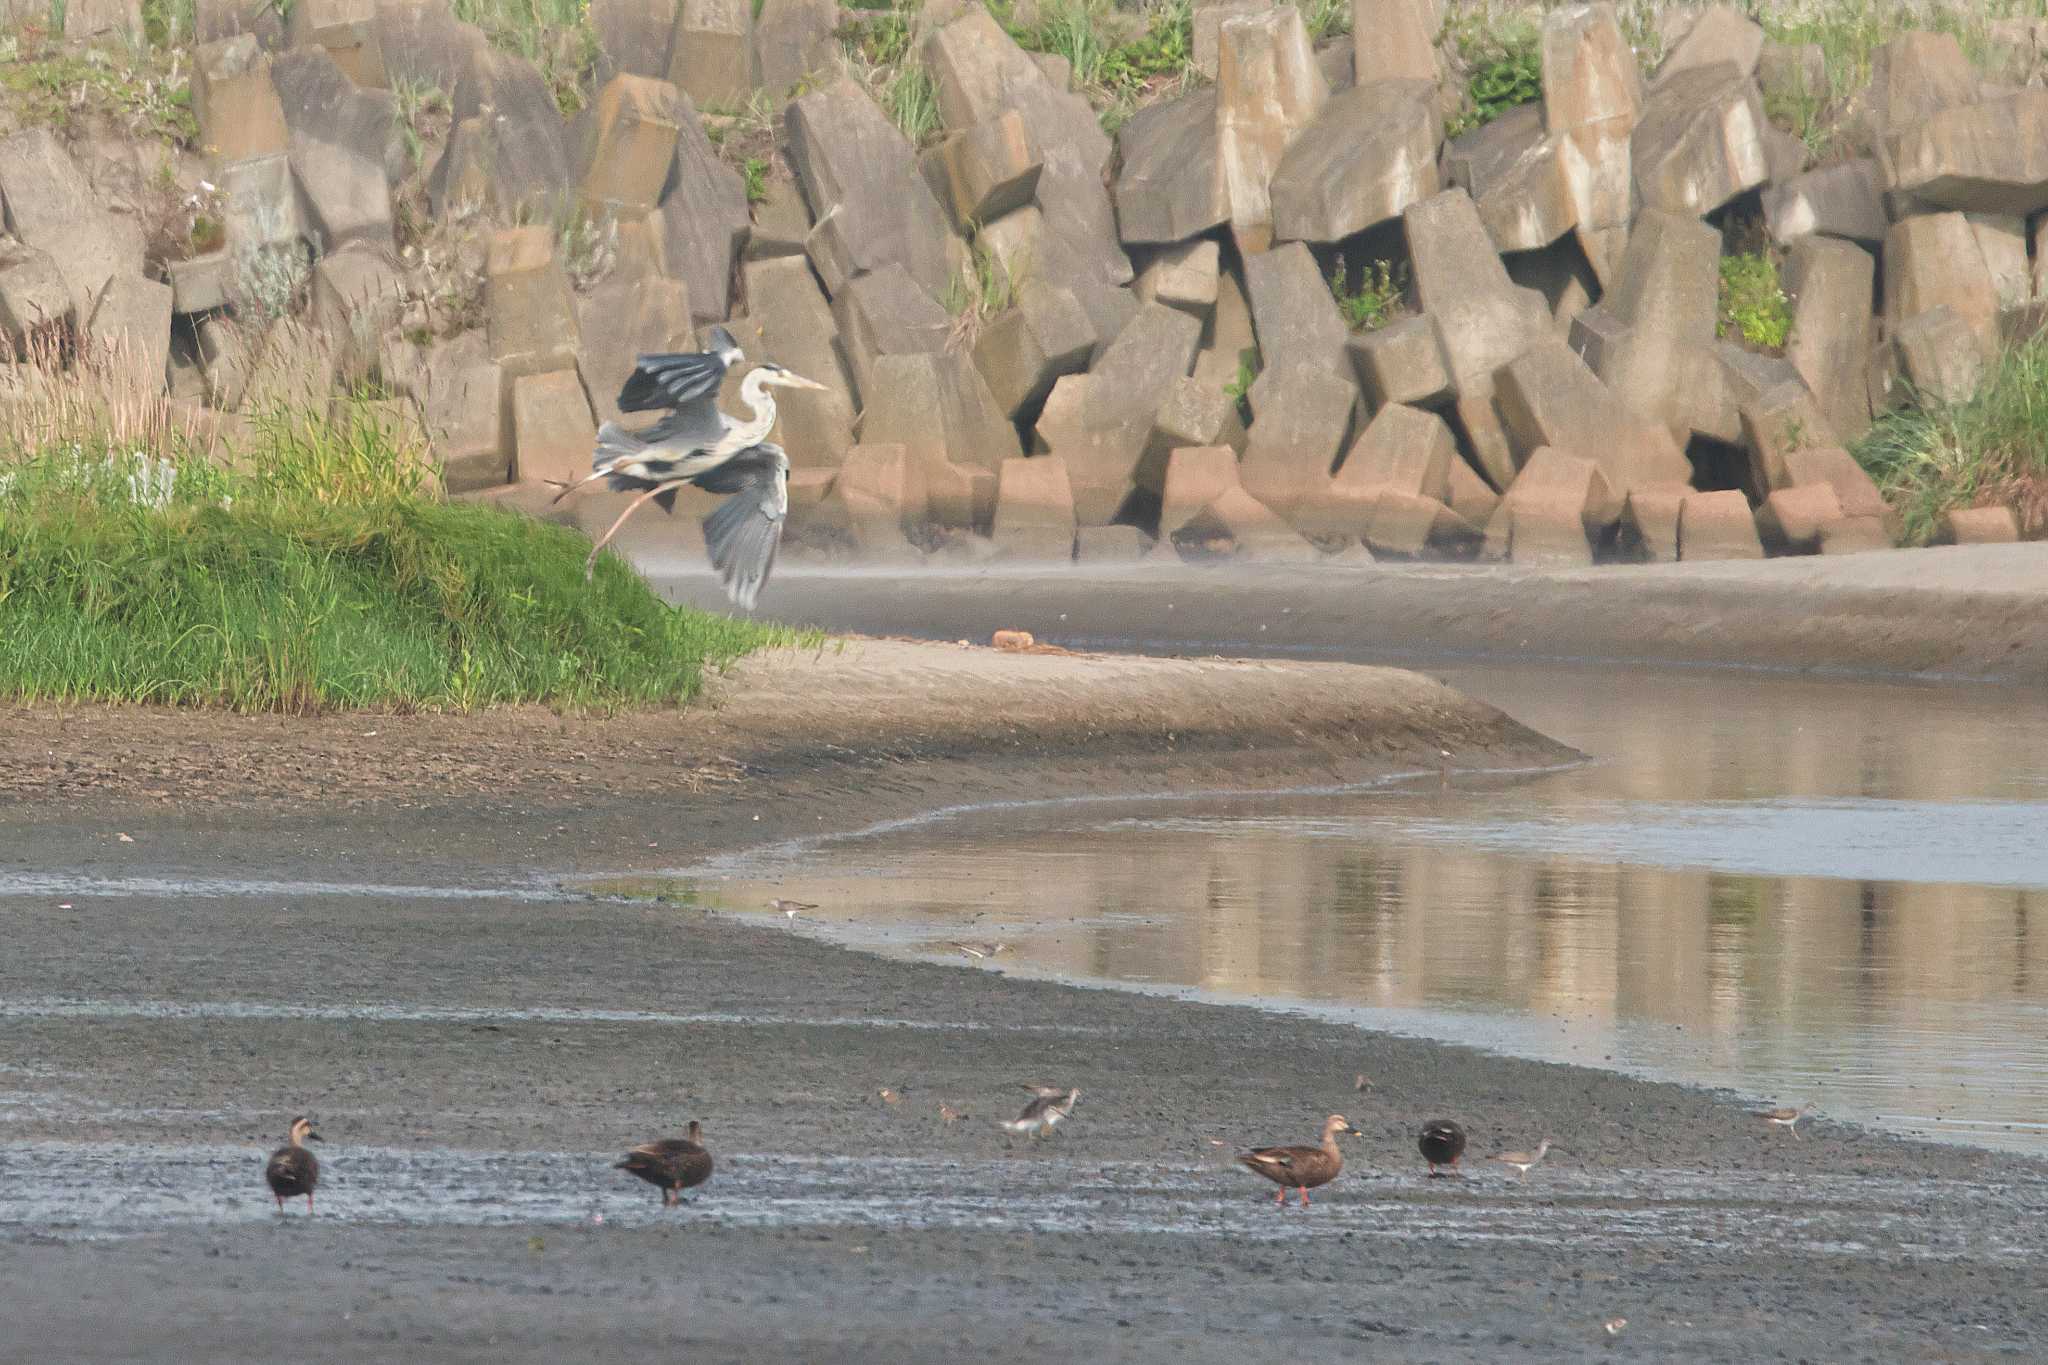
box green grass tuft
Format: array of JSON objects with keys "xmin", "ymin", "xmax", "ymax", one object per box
[
  {"xmin": 1717, "ymin": 251, "xmax": 1791, "ymax": 352},
  {"xmin": 1853, "ymin": 334, "xmax": 2048, "ymax": 545},
  {"xmin": 1328, "ymin": 260, "xmax": 1409, "ymax": 334},
  {"xmin": 0, "ymin": 389, "xmax": 795, "ymax": 712}
]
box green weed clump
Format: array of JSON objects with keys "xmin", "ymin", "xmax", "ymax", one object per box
[
  {"xmin": 1717, "ymin": 252, "xmax": 1791, "ymax": 352},
  {"xmin": 1444, "ymin": 16, "xmax": 1543, "ymax": 138},
  {"xmin": 1329, "ymin": 261, "xmax": 1409, "ymax": 334},
  {"xmin": 0, "ymin": 355, "xmax": 793, "ymax": 713},
  {"xmin": 1854, "ymin": 335, "xmax": 2048, "ymax": 545}
]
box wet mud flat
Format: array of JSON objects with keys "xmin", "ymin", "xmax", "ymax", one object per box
[{"xmin": 2, "ymin": 642, "xmax": 2046, "ymax": 1361}]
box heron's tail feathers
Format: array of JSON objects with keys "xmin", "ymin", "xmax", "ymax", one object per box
[{"xmin": 593, "ymin": 421, "xmax": 648, "ymax": 469}]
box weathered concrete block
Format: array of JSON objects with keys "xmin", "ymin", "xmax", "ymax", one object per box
[
  {"xmin": 1113, "ymin": 86, "xmax": 1226, "ymax": 245},
  {"xmin": 1495, "ymin": 338, "xmax": 1695, "ymax": 491},
  {"xmin": 83, "ymin": 274, "xmax": 172, "ymax": 400},
  {"xmin": 485, "ymin": 226, "xmax": 579, "ymax": 380},
  {"xmin": 1756, "ymin": 482, "xmax": 1842, "ymax": 554},
  {"xmin": 587, "ymin": 0, "xmax": 674, "ymax": 81},
  {"xmin": 1676, "ymin": 489, "xmax": 1764, "ymax": 560},
  {"xmin": 1158, "ymin": 444, "xmax": 1241, "ymax": 538},
  {"xmin": 1784, "ymin": 236, "xmax": 1875, "ymax": 444},
  {"xmin": 924, "ymin": 8, "xmax": 1130, "ymax": 289},
  {"xmin": 575, "ymin": 73, "xmax": 682, "ymax": 218},
  {"xmin": 832, "ymin": 263, "xmax": 950, "ymax": 404},
  {"xmin": 1075, "ymin": 524, "xmax": 1156, "ymax": 562},
  {"xmin": 1132, "ymin": 376, "xmax": 1231, "ymax": 498},
  {"xmin": 1885, "ymin": 91, "xmax": 2048, "ymax": 217},
  {"xmin": 1215, "ymin": 5, "xmax": 1328, "ymax": 254},
  {"xmin": 577, "ymin": 277, "xmax": 693, "ymax": 428},
  {"xmin": 1782, "ymin": 442, "xmax": 1887, "ymax": 522},
  {"xmin": 657, "ymin": 93, "xmax": 750, "ymax": 324},
  {"xmin": 972, "ymin": 279, "xmax": 1096, "ymax": 419},
  {"xmin": 1334, "ymin": 402, "xmax": 1455, "ymax": 505},
  {"xmin": 0, "ymin": 129, "xmax": 145, "ymax": 325},
  {"xmin": 1631, "ymin": 63, "xmax": 1770, "ymax": 217},
  {"xmin": 1541, "ymin": 2, "xmax": 1641, "ymax": 283},
  {"xmin": 441, "ymin": 47, "xmax": 575, "ymax": 220},
  {"xmin": 1764, "ymin": 160, "xmax": 1886, "ymax": 248},
  {"xmin": 1177, "ymin": 485, "xmax": 1319, "ymax": 561},
  {"xmin": 309, "ymin": 243, "xmax": 406, "ymax": 381},
  {"xmin": 286, "ymin": 0, "xmax": 387, "ymax": 88},
  {"xmin": 1940, "ymin": 505, "xmax": 2021, "ymax": 544},
  {"xmin": 859, "ymin": 349, "xmax": 1022, "ymax": 475},
  {"xmin": 834, "ymin": 443, "xmax": 930, "ymax": 546},
  {"xmin": 991, "ymin": 455, "xmax": 1077, "ymax": 559},
  {"xmin": 1194, "ymin": 0, "xmax": 1266, "ymax": 81},
  {"xmin": 1738, "ymin": 381, "xmax": 1836, "ymax": 494},
  {"xmin": 167, "ymin": 252, "xmax": 235, "ymax": 316},
  {"xmin": 1446, "ymin": 452, "xmax": 1500, "ymax": 526},
  {"xmin": 1621, "ymin": 483, "xmax": 1687, "ymax": 561},
  {"xmin": 1891, "ymin": 304, "xmax": 1985, "ymax": 407},
  {"xmin": 1578, "ymin": 208, "xmax": 1721, "ymax": 442},
  {"xmin": 0, "ymin": 242, "xmax": 74, "ymax": 350},
  {"xmin": 1652, "ymin": 4, "xmax": 1762, "ymax": 88},
  {"xmin": 1361, "ymin": 490, "xmax": 1479, "ymax": 559},
  {"xmin": 788, "ymin": 77, "xmax": 957, "ymax": 302},
  {"xmin": 1240, "ymin": 362, "xmax": 1355, "ymax": 521},
  {"xmin": 509, "ymin": 369, "xmax": 596, "ymax": 487},
  {"xmin": 1818, "ymin": 516, "xmax": 1892, "ymax": 554},
  {"xmin": 1348, "ymin": 315, "xmax": 1450, "ymax": 408},
  {"xmin": 241, "ymin": 318, "xmax": 342, "ymax": 414},
  {"xmin": 1884, "ymin": 213, "xmax": 2000, "ymax": 354},
  {"xmin": 1757, "ymin": 41, "xmax": 1830, "ymax": 118},
  {"xmin": 1271, "ymin": 82, "xmax": 1439, "ymax": 245},
  {"xmin": 1451, "ymin": 393, "xmax": 1518, "ymax": 492},
  {"xmin": 923, "ymin": 111, "xmax": 1043, "ymax": 231},
  {"xmin": 927, "ymin": 459, "xmax": 999, "ymax": 531},
  {"xmin": 751, "ymin": 0, "xmax": 841, "ymax": 95},
  {"xmin": 1352, "ymin": 0, "xmax": 1436, "ymax": 84},
  {"xmin": 1036, "ymin": 302, "xmax": 1201, "ymax": 522},
  {"xmin": 417, "ymin": 340, "xmax": 508, "ymax": 494},
  {"xmin": 1495, "ymin": 445, "xmax": 1617, "ymax": 565},
  {"xmin": 974, "ymin": 204, "xmax": 1047, "ymax": 288},
  {"xmin": 1404, "ymin": 189, "xmax": 1549, "ymax": 401},
  {"xmin": 1443, "ymin": 104, "xmax": 1577, "ymax": 255},
  {"xmin": 1839, "ymin": 32, "xmax": 1980, "ymax": 155},
  {"xmin": 193, "ymin": 36, "xmax": 289, "ymax": 165},
  {"xmin": 745, "ymin": 177, "xmax": 812, "ymax": 262},
  {"xmin": 271, "ymin": 49, "xmax": 397, "ymax": 251},
  {"xmin": 1242, "ymin": 240, "xmax": 1351, "ymax": 380},
  {"xmin": 1134, "ymin": 240, "xmax": 1220, "ymax": 321},
  {"xmin": 733, "ymin": 256, "xmax": 857, "ymax": 466},
  {"xmin": 666, "ymin": 0, "xmax": 753, "ymax": 110}
]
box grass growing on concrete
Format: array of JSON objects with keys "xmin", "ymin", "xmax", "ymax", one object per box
[
  {"xmin": 1328, "ymin": 260, "xmax": 1410, "ymax": 333},
  {"xmin": 1717, "ymin": 251, "xmax": 1791, "ymax": 352},
  {"xmin": 0, "ymin": 352, "xmax": 794, "ymax": 713},
  {"xmin": 0, "ymin": 26, "xmax": 196, "ymax": 145},
  {"xmin": 1853, "ymin": 334, "xmax": 2048, "ymax": 544}
]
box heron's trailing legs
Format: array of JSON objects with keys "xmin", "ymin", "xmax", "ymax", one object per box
[{"xmin": 583, "ymin": 483, "xmax": 674, "ymax": 579}]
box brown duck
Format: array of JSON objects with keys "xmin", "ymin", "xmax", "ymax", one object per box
[
  {"xmin": 615, "ymin": 1120, "xmax": 714, "ymax": 1207},
  {"xmin": 1419, "ymin": 1118, "xmax": 1468, "ymax": 1176},
  {"xmin": 264, "ymin": 1116, "xmax": 322, "ymax": 1213},
  {"xmin": 1237, "ymin": 1114, "xmax": 1363, "ymax": 1207}
]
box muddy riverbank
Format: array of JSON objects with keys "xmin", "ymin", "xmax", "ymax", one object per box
[{"xmin": 4, "ymin": 639, "xmax": 2046, "ymax": 1362}]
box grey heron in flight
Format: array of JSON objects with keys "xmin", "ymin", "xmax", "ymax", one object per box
[{"xmin": 551, "ymin": 329, "xmax": 825, "ymax": 605}]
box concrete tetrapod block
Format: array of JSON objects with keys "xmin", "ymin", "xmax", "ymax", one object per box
[
  {"xmin": 1239, "ymin": 362, "xmax": 1355, "ymax": 525},
  {"xmin": 1214, "ymin": 5, "xmax": 1328, "ymax": 255},
  {"xmin": 1158, "ymin": 445, "xmax": 1242, "ymax": 539},
  {"xmin": 1363, "ymin": 491, "xmax": 1481, "ymax": 559},
  {"xmin": 786, "ymin": 77, "xmax": 956, "ymax": 301},
  {"xmin": 192, "ymin": 36, "xmax": 288, "ymax": 164},
  {"xmin": 1135, "ymin": 240, "xmax": 1221, "ymax": 322},
  {"xmin": 1756, "ymin": 482, "xmax": 1843, "ymax": 554},
  {"xmin": 922, "ymin": 111, "xmax": 1043, "ymax": 231},
  {"xmin": 990, "ymin": 455, "xmax": 1078, "ymax": 560},
  {"xmin": 833, "ymin": 443, "xmax": 930, "ymax": 549},
  {"xmin": 1676, "ymin": 489, "xmax": 1764, "ymax": 560},
  {"xmin": 1939, "ymin": 505, "xmax": 2021, "ymax": 544},
  {"xmin": 1621, "ymin": 483, "xmax": 1688, "ymax": 561},
  {"xmin": 1404, "ymin": 189, "xmax": 1550, "ymax": 401},
  {"xmin": 575, "ymin": 74, "xmax": 683, "ymax": 218},
  {"xmin": 509, "ymin": 368, "xmax": 596, "ymax": 488},
  {"xmin": 1348, "ymin": 315, "xmax": 1451, "ymax": 408},
  {"xmin": 485, "ymin": 226, "xmax": 579, "ymax": 380},
  {"xmin": 1270, "ymin": 82, "xmax": 1440, "ymax": 246},
  {"xmin": 666, "ymin": 0, "xmax": 754, "ymax": 111},
  {"xmin": 285, "ymin": 0, "xmax": 387, "ymax": 87}
]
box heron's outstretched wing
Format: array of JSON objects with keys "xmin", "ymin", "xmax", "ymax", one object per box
[
  {"xmin": 615, "ymin": 324, "xmax": 745, "ymax": 414},
  {"xmin": 698, "ymin": 443, "xmax": 788, "ymax": 611}
]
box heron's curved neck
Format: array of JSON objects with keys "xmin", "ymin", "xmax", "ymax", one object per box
[{"xmin": 735, "ymin": 372, "xmax": 779, "ymax": 445}]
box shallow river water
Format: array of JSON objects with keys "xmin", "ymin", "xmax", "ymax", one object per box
[{"xmin": 657, "ymin": 660, "xmax": 2048, "ymax": 1154}]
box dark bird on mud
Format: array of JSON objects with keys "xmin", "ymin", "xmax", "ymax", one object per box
[
  {"xmin": 263, "ymin": 1115, "xmax": 322, "ymax": 1214},
  {"xmin": 1237, "ymin": 1114, "xmax": 1363, "ymax": 1207},
  {"xmin": 1419, "ymin": 1118, "xmax": 1468, "ymax": 1176},
  {"xmin": 1354, "ymin": 1073, "xmax": 1372, "ymax": 1093},
  {"xmin": 1001, "ymin": 1086, "xmax": 1080, "ymax": 1138},
  {"xmin": 555, "ymin": 339, "xmax": 824, "ymax": 602},
  {"xmin": 1485, "ymin": 1138, "xmax": 1556, "ymax": 1181},
  {"xmin": 615, "ymin": 1119, "xmax": 714, "ymax": 1207},
  {"xmin": 1751, "ymin": 1103, "xmax": 1812, "ymax": 1139}
]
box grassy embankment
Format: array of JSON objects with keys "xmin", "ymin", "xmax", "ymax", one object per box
[{"xmin": 0, "ymin": 349, "xmax": 797, "ymax": 712}]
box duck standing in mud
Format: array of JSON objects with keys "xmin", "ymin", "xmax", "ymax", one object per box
[
  {"xmin": 264, "ymin": 1116, "xmax": 322, "ymax": 1214},
  {"xmin": 1419, "ymin": 1117, "xmax": 1468, "ymax": 1176},
  {"xmin": 616, "ymin": 1119, "xmax": 715, "ymax": 1207},
  {"xmin": 1237, "ymin": 1114, "xmax": 1363, "ymax": 1206}
]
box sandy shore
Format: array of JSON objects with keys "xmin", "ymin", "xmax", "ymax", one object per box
[
  {"xmin": 655, "ymin": 543, "xmax": 2048, "ymax": 682},
  {"xmin": 3, "ymin": 638, "xmax": 2046, "ymax": 1362}
]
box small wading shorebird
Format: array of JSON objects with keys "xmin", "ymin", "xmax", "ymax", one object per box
[
  {"xmin": 264, "ymin": 1116, "xmax": 322, "ymax": 1214},
  {"xmin": 1485, "ymin": 1137, "xmax": 1555, "ymax": 1181},
  {"xmin": 615, "ymin": 1119, "xmax": 714, "ymax": 1207},
  {"xmin": 1751, "ymin": 1103, "xmax": 1812, "ymax": 1139},
  {"xmin": 1001, "ymin": 1085, "xmax": 1079, "ymax": 1138},
  {"xmin": 1419, "ymin": 1117, "xmax": 1468, "ymax": 1176},
  {"xmin": 1237, "ymin": 1114, "xmax": 1364, "ymax": 1207},
  {"xmin": 552, "ymin": 339, "xmax": 826, "ymax": 604}
]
